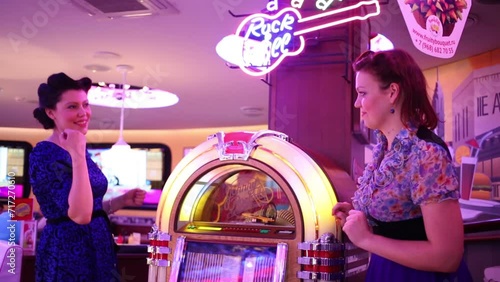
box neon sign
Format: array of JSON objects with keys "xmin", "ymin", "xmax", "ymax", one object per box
[
  {"xmin": 267, "ymin": 0, "xmax": 338, "ymax": 11},
  {"xmin": 216, "ymin": 0, "xmax": 381, "ymax": 76}
]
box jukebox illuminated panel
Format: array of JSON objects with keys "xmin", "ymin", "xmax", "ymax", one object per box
[
  {"xmin": 177, "ymin": 167, "xmax": 297, "ymax": 238},
  {"xmin": 149, "ymin": 131, "xmax": 365, "ymax": 281}
]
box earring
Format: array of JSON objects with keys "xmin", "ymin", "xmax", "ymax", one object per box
[{"xmin": 390, "ymin": 108, "xmax": 395, "ymax": 114}]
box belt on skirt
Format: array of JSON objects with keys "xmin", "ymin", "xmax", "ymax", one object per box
[
  {"xmin": 46, "ymin": 209, "xmax": 120, "ymax": 253},
  {"xmin": 371, "ymin": 216, "xmax": 427, "ymax": 241},
  {"xmin": 46, "ymin": 209, "xmax": 110, "ymax": 225}
]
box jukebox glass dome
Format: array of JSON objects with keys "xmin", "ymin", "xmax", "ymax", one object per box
[{"xmin": 176, "ymin": 165, "xmax": 297, "ymax": 239}]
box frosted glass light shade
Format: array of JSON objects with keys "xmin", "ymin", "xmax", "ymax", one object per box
[{"xmin": 88, "ymin": 84, "xmax": 179, "ymax": 109}]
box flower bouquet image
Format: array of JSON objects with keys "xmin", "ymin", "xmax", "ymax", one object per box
[{"xmin": 404, "ymin": 0, "xmax": 468, "ymax": 36}]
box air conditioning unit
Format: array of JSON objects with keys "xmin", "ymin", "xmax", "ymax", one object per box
[{"xmin": 71, "ymin": 0, "xmax": 179, "ymax": 19}]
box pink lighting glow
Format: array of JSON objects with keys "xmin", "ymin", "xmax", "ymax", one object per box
[
  {"xmin": 0, "ymin": 184, "xmax": 23, "ymax": 198},
  {"xmin": 216, "ymin": 0, "xmax": 381, "ymax": 76}
]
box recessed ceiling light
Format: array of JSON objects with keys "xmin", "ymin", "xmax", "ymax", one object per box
[
  {"xmin": 240, "ymin": 106, "xmax": 265, "ymax": 117},
  {"xmin": 84, "ymin": 64, "xmax": 111, "ymax": 72},
  {"xmin": 93, "ymin": 51, "xmax": 121, "ymax": 60}
]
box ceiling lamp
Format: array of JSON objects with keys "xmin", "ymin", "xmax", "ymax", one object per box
[
  {"xmin": 96, "ymin": 65, "xmax": 159, "ymax": 178},
  {"xmin": 89, "ymin": 83, "xmax": 179, "ymax": 109},
  {"xmin": 88, "ymin": 73, "xmax": 179, "ymax": 109},
  {"xmin": 113, "ymin": 65, "xmax": 132, "ymax": 151},
  {"xmin": 88, "ymin": 65, "xmax": 178, "ymax": 151}
]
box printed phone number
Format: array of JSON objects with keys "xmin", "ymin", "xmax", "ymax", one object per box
[{"xmin": 421, "ymin": 42, "xmax": 454, "ymax": 55}]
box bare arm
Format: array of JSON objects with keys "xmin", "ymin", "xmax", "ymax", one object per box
[
  {"xmin": 349, "ymin": 200, "xmax": 464, "ymax": 272},
  {"xmin": 63, "ymin": 130, "xmax": 93, "ymax": 224},
  {"xmin": 67, "ymin": 155, "xmax": 93, "ymax": 224},
  {"xmin": 103, "ymin": 188, "xmax": 146, "ymax": 214}
]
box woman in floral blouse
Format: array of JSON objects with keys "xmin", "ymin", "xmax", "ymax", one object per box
[{"xmin": 333, "ymin": 49, "xmax": 472, "ymax": 281}]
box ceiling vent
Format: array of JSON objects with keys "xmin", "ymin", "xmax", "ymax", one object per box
[{"xmin": 71, "ymin": 0, "xmax": 179, "ymax": 19}]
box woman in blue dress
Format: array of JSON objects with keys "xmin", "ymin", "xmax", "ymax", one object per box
[
  {"xmin": 30, "ymin": 72, "xmax": 146, "ymax": 281},
  {"xmin": 333, "ymin": 49, "xmax": 472, "ymax": 281}
]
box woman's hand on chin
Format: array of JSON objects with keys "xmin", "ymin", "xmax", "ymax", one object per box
[{"xmin": 59, "ymin": 129, "xmax": 87, "ymax": 158}]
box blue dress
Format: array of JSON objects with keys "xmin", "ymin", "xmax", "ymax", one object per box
[{"xmin": 30, "ymin": 141, "xmax": 117, "ymax": 282}]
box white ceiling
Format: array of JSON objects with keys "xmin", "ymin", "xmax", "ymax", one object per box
[{"xmin": 0, "ymin": 0, "xmax": 498, "ymax": 131}]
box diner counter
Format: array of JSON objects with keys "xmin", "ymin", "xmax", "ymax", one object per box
[
  {"xmin": 460, "ymin": 198, "xmax": 500, "ymax": 281},
  {"xmin": 461, "ymin": 198, "xmax": 500, "ymax": 237},
  {"xmin": 21, "ymin": 246, "xmax": 149, "ymax": 282}
]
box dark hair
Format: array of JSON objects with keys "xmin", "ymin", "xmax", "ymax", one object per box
[
  {"xmin": 352, "ymin": 49, "xmax": 438, "ymax": 129},
  {"xmin": 33, "ymin": 73, "xmax": 92, "ymax": 129}
]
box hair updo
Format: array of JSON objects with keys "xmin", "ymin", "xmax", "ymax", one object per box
[{"xmin": 33, "ymin": 72, "xmax": 92, "ymax": 129}]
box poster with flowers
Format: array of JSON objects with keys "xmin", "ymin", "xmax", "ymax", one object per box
[{"xmin": 397, "ymin": 0, "xmax": 471, "ymax": 58}]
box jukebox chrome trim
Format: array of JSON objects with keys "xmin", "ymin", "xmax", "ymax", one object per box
[
  {"xmin": 296, "ymin": 270, "xmax": 344, "ymax": 281},
  {"xmin": 168, "ymin": 236, "xmax": 186, "ymax": 282},
  {"xmin": 272, "ymin": 242, "xmax": 288, "ymax": 282}
]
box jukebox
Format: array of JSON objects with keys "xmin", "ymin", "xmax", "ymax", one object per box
[{"xmin": 148, "ymin": 130, "xmax": 368, "ymax": 281}]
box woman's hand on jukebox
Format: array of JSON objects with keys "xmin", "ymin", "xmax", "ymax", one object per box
[{"xmin": 332, "ymin": 202, "xmax": 353, "ymax": 226}]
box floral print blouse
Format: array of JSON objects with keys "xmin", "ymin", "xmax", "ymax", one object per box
[{"xmin": 352, "ymin": 126, "xmax": 459, "ymax": 224}]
